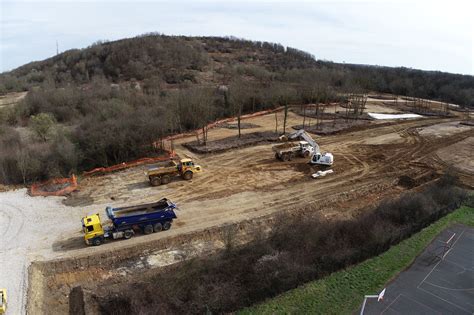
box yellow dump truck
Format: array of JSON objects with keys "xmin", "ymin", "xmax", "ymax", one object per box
[
  {"xmin": 146, "ymin": 158, "xmax": 202, "ymax": 186},
  {"xmin": 0, "ymin": 289, "xmax": 6, "ymax": 314}
]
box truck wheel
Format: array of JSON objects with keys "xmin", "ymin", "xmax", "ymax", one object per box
[
  {"xmin": 303, "ymin": 151, "xmax": 310, "ymax": 158},
  {"xmin": 275, "ymin": 152, "xmax": 280, "ymax": 160},
  {"xmin": 161, "ymin": 175, "xmax": 171, "ymax": 185},
  {"xmin": 163, "ymin": 221, "xmax": 172, "ymax": 230},
  {"xmin": 92, "ymin": 237, "xmax": 102, "ymax": 246},
  {"xmin": 143, "ymin": 225, "xmax": 153, "ymax": 235},
  {"xmin": 283, "ymin": 153, "xmax": 290, "ymax": 161},
  {"xmin": 153, "ymin": 223, "xmax": 163, "ymax": 232},
  {"xmin": 150, "ymin": 177, "xmax": 161, "ymax": 186},
  {"xmin": 182, "ymin": 171, "xmax": 193, "ymax": 180},
  {"xmin": 124, "ymin": 230, "xmax": 133, "ymax": 239}
]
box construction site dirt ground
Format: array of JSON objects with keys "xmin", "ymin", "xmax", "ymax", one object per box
[{"xmin": 1, "ymin": 100, "xmax": 473, "ymax": 314}]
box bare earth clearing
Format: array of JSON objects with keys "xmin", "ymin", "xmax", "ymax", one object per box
[
  {"xmin": 0, "ymin": 91, "xmax": 27, "ymax": 108},
  {"xmin": 1, "ymin": 99, "xmax": 473, "ymax": 314}
]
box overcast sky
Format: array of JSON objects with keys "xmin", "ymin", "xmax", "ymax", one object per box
[{"xmin": 1, "ymin": 0, "xmax": 473, "ymax": 75}]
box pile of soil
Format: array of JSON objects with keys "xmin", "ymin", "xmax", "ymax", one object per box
[
  {"xmin": 37, "ymin": 182, "xmax": 71, "ymax": 192},
  {"xmin": 291, "ymin": 108, "xmax": 372, "ymax": 121},
  {"xmin": 219, "ymin": 122, "xmax": 260, "ymax": 129},
  {"xmin": 397, "ymin": 171, "xmax": 438, "ymax": 189},
  {"xmin": 293, "ymin": 119, "xmax": 371, "ymax": 135},
  {"xmin": 460, "ymin": 120, "xmax": 474, "ymax": 126},
  {"xmin": 291, "ymin": 108, "xmax": 336, "ymax": 120},
  {"xmin": 386, "ymin": 102, "xmax": 454, "ymax": 117},
  {"xmin": 369, "ymin": 95, "xmax": 396, "ymax": 100},
  {"xmin": 183, "ymin": 131, "xmax": 278, "ymax": 153}
]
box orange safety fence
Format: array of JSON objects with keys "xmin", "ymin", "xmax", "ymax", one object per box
[
  {"xmin": 30, "ymin": 174, "xmax": 78, "ymax": 197},
  {"xmin": 28, "ymin": 107, "xmax": 287, "ymax": 196},
  {"xmin": 82, "ymin": 150, "xmax": 176, "ymax": 177}
]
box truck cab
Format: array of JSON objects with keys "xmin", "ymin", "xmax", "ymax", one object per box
[
  {"xmin": 177, "ymin": 158, "xmax": 202, "ymax": 180},
  {"xmin": 0, "ymin": 289, "xmax": 6, "ymax": 314},
  {"xmin": 82, "ymin": 214, "xmax": 105, "ymax": 246},
  {"xmin": 178, "ymin": 158, "xmax": 202, "ymax": 173}
]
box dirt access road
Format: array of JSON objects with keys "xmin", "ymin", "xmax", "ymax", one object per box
[
  {"xmin": 1, "ymin": 102, "xmax": 473, "ymax": 314},
  {"xmin": 0, "ymin": 190, "xmax": 99, "ymax": 315}
]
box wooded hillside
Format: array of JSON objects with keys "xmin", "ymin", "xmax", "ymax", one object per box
[{"xmin": 0, "ymin": 34, "xmax": 472, "ymax": 184}]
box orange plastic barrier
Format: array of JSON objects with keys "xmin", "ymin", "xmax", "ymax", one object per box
[
  {"xmin": 30, "ymin": 174, "xmax": 78, "ymax": 197},
  {"xmin": 30, "ymin": 152, "xmax": 176, "ymax": 196},
  {"xmin": 29, "ymin": 107, "xmax": 287, "ymax": 195},
  {"xmin": 82, "ymin": 151, "xmax": 176, "ymax": 177}
]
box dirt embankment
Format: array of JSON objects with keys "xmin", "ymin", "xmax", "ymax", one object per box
[
  {"xmin": 29, "ymin": 216, "xmax": 277, "ymax": 315},
  {"xmin": 293, "ymin": 119, "xmax": 373, "ymax": 135},
  {"xmin": 183, "ymin": 131, "xmax": 278, "ymax": 153}
]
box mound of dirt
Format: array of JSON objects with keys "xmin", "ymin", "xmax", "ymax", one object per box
[
  {"xmin": 460, "ymin": 120, "xmax": 474, "ymax": 126},
  {"xmin": 183, "ymin": 131, "xmax": 278, "ymax": 153},
  {"xmin": 397, "ymin": 172, "xmax": 438, "ymax": 189},
  {"xmin": 219, "ymin": 122, "xmax": 260, "ymax": 129},
  {"xmin": 37, "ymin": 182, "xmax": 72, "ymax": 192},
  {"xmin": 293, "ymin": 119, "xmax": 371, "ymax": 135},
  {"xmin": 368, "ymin": 94, "xmax": 396, "ymax": 100}
]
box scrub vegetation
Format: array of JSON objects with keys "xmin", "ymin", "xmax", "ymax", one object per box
[
  {"xmin": 95, "ymin": 174, "xmax": 468, "ymax": 314},
  {"xmin": 1, "ymin": 35, "xmax": 473, "ymax": 184}
]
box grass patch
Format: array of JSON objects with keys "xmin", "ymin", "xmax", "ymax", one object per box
[{"xmin": 241, "ymin": 205, "xmax": 474, "ymax": 315}]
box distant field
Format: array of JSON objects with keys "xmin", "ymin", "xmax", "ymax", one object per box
[{"xmin": 240, "ymin": 205, "xmax": 474, "ymax": 315}]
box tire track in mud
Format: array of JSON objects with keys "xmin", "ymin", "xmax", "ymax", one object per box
[
  {"xmin": 30, "ymin": 117, "xmax": 474, "ymax": 314},
  {"xmin": 0, "ymin": 201, "xmax": 29, "ymax": 315},
  {"xmin": 1, "ymin": 202, "xmax": 27, "ymax": 250}
]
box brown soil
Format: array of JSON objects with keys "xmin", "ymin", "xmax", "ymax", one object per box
[
  {"xmin": 294, "ymin": 119, "xmax": 372, "ymax": 135},
  {"xmin": 183, "ymin": 131, "xmax": 278, "ymax": 153},
  {"xmin": 35, "ymin": 182, "xmax": 72, "ymax": 193},
  {"xmin": 460, "ymin": 120, "xmax": 474, "ymax": 126},
  {"xmin": 24, "ymin": 109, "xmax": 474, "ymax": 314},
  {"xmin": 219, "ymin": 122, "xmax": 260, "ymax": 129},
  {"xmin": 436, "ymin": 136, "xmax": 474, "ymax": 174}
]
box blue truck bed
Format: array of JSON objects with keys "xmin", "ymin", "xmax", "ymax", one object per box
[{"xmin": 106, "ymin": 198, "xmax": 177, "ymax": 230}]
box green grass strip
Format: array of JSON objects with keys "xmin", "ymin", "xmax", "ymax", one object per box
[{"xmin": 241, "ymin": 206, "xmax": 474, "ymax": 315}]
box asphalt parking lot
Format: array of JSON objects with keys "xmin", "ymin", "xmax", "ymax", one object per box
[{"xmin": 362, "ymin": 224, "xmax": 474, "ymax": 315}]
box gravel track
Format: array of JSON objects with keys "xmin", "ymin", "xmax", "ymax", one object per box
[{"xmin": 0, "ymin": 190, "xmax": 107, "ymax": 315}]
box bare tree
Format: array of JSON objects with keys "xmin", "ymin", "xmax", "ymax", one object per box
[
  {"xmin": 302, "ymin": 103, "xmax": 307, "ymax": 128},
  {"xmin": 229, "ymin": 80, "xmax": 248, "ymax": 138},
  {"xmin": 191, "ymin": 88, "xmax": 215, "ymax": 144},
  {"xmin": 15, "ymin": 146, "xmax": 40, "ymax": 184},
  {"xmin": 274, "ymin": 111, "xmax": 278, "ymax": 134},
  {"xmin": 283, "ymin": 102, "xmax": 289, "ymax": 134}
]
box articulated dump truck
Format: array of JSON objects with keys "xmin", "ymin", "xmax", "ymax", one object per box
[
  {"xmin": 82, "ymin": 198, "xmax": 177, "ymax": 246},
  {"xmin": 147, "ymin": 158, "xmax": 202, "ymax": 186}
]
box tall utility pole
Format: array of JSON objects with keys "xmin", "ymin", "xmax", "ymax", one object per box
[{"xmin": 56, "ymin": 40, "xmax": 59, "ymax": 55}]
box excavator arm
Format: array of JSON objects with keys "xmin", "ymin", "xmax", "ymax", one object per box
[{"xmin": 288, "ymin": 130, "xmax": 320, "ymax": 154}]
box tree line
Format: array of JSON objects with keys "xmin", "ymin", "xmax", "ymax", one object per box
[
  {"xmin": 0, "ymin": 34, "xmax": 472, "ymax": 184},
  {"xmin": 1, "ymin": 35, "xmax": 472, "ymax": 107},
  {"xmin": 0, "ymin": 76, "xmax": 343, "ymax": 184}
]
